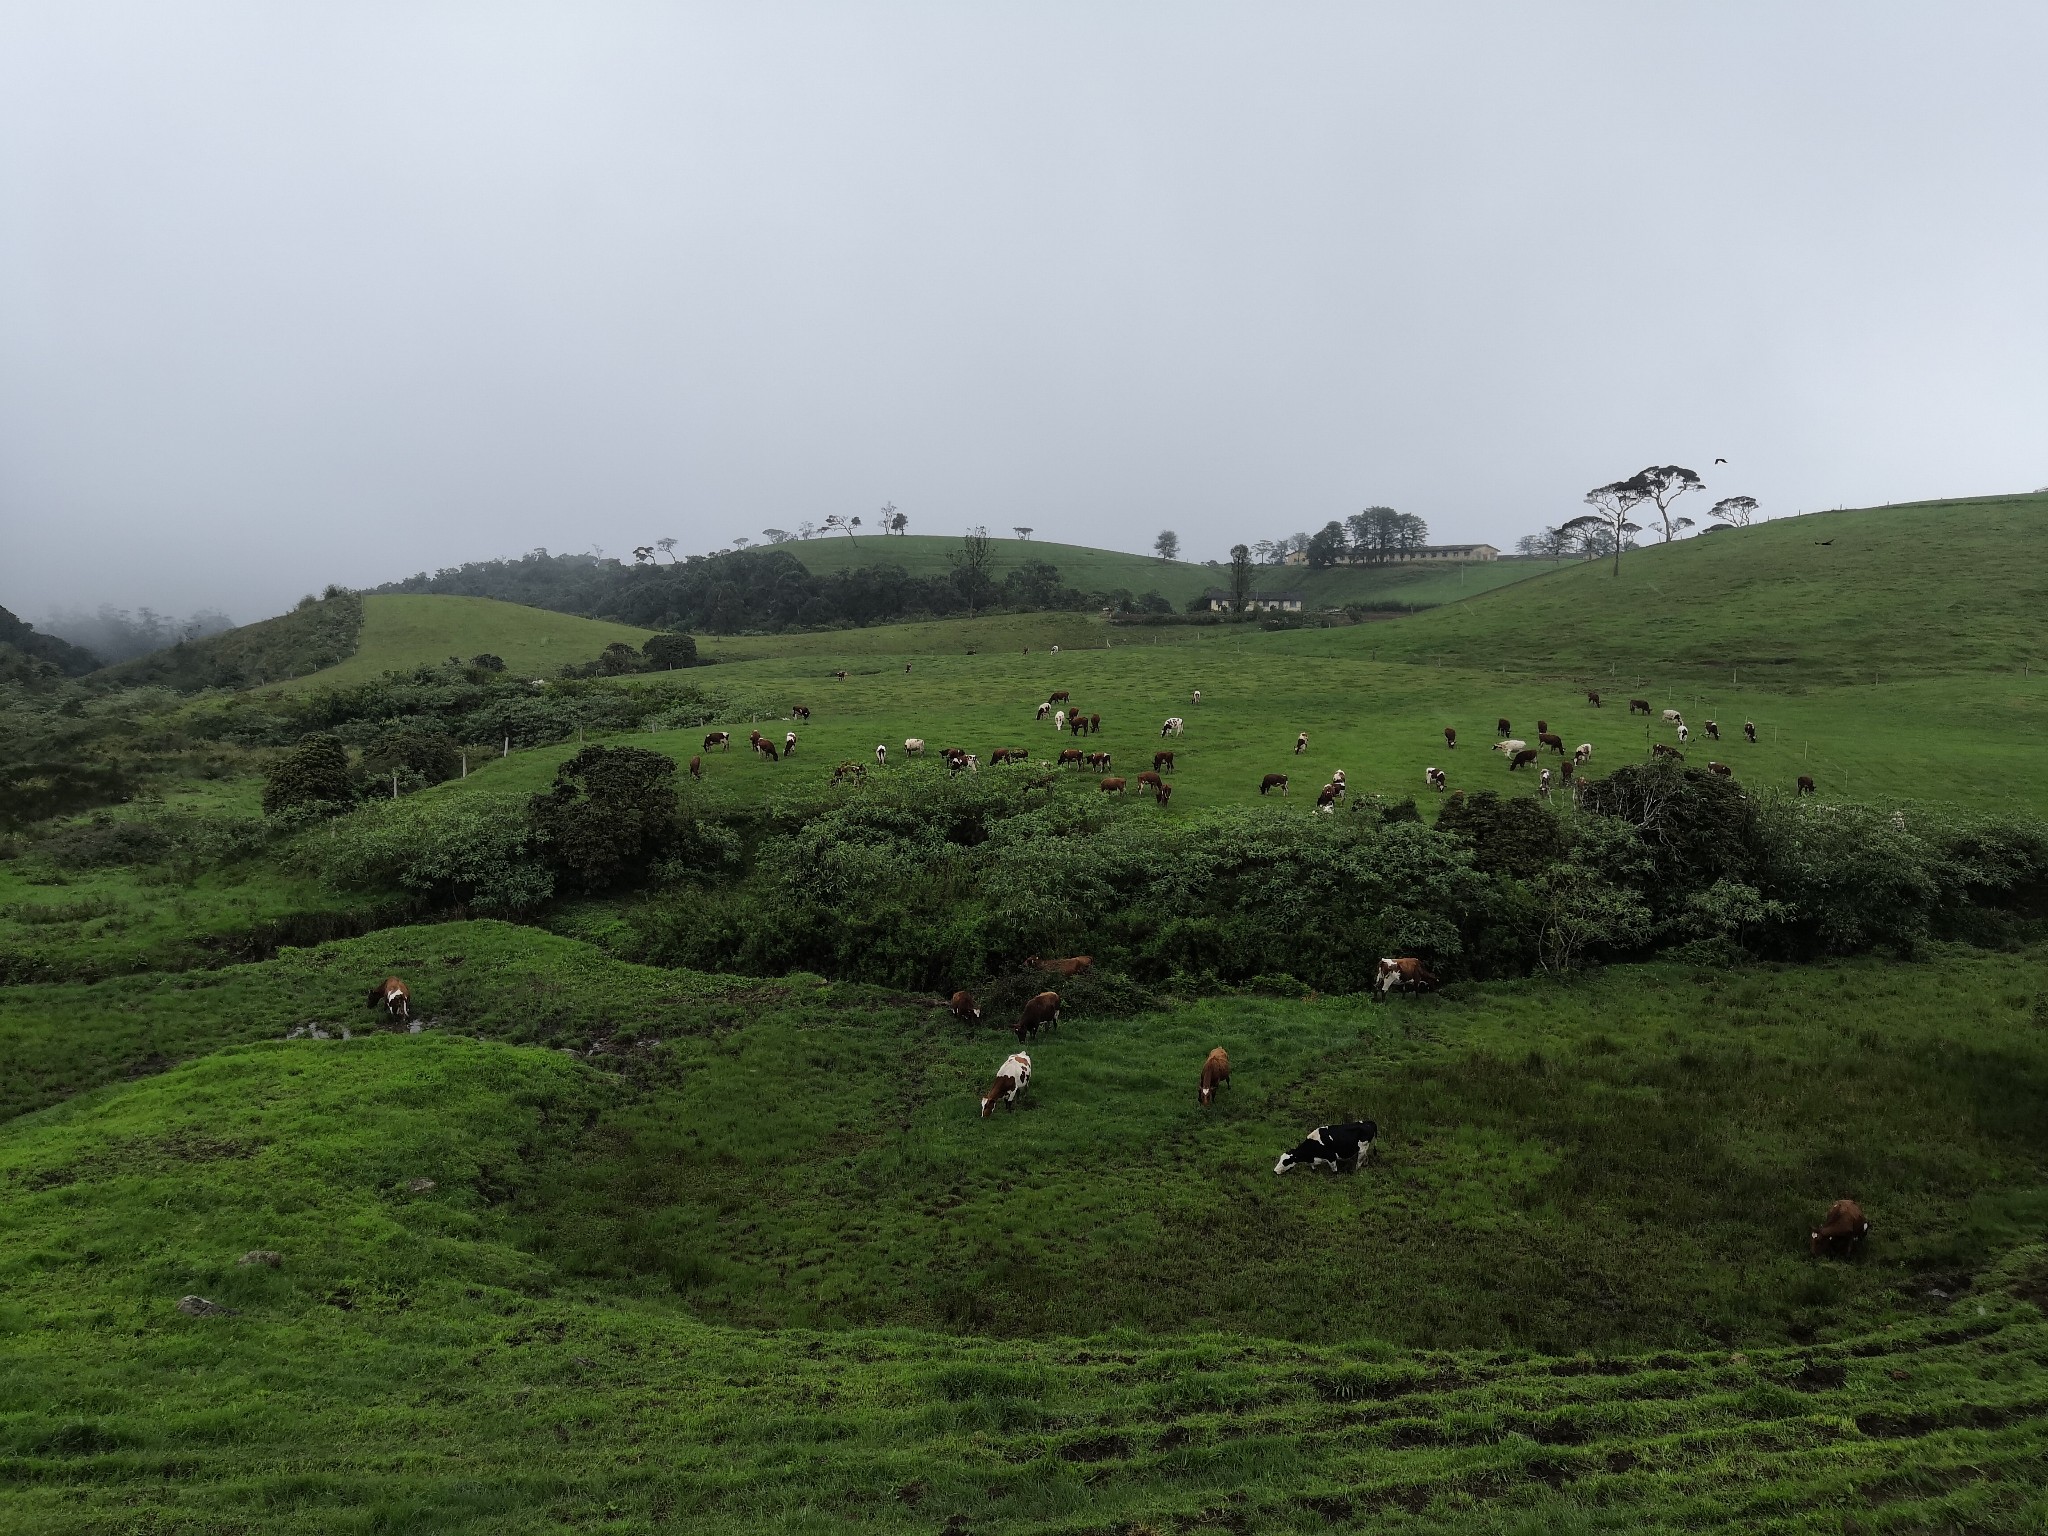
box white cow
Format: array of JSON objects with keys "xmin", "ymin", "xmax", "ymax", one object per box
[
  {"xmin": 980, "ymin": 1051, "xmax": 1033, "ymax": 1118},
  {"xmin": 904, "ymin": 738, "xmax": 925, "ymax": 757},
  {"xmin": 875, "ymin": 744, "xmax": 887, "ymax": 767},
  {"xmin": 1191, "ymin": 689, "xmax": 1202, "ymax": 706},
  {"xmin": 1161, "ymin": 717, "xmax": 1185, "ymax": 737},
  {"xmin": 1492, "ymin": 738, "xmax": 1528, "ymax": 756},
  {"xmin": 1675, "ymin": 723, "xmax": 1689, "ymax": 744},
  {"xmin": 1054, "ymin": 711, "xmax": 1067, "ymax": 732},
  {"xmin": 1662, "ymin": 709, "xmax": 1684, "ymax": 725},
  {"xmin": 1575, "ymin": 742, "xmax": 1593, "ymax": 765}
]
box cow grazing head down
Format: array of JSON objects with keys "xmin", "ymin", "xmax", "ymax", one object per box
[
  {"xmin": 1274, "ymin": 1120, "xmax": 1377, "ymax": 1175},
  {"xmin": 1811, "ymin": 1198, "xmax": 1869, "ymax": 1257},
  {"xmin": 948, "ymin": 990, "xmax": 981, "ymax": 1023},
  {"xmin": 1198, "ymin": 1047, "xmax": 1231, "ymax": 1106},
  {"xmin": 980, "ymin": 1052, "xmax": 1032, "ymax": 1118},
  {"xmin": 365, "ymin": 977, "xmax": 411, "ymax": 1021}
]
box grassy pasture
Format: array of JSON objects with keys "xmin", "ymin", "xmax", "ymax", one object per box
[
  {"xmin": 269, "ymin": 595, "xmax": 657, "ymax": 692},
  {"xmin": 3, "ymin": 930, "xmax": 2047, "ymax": 1531}
]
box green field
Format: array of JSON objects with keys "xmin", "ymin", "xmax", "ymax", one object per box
[
  {"xmin": 7, "ymin": 492, "xmax": 2048, "ymax": 1532},
  {"xmin": 784, "ymin": 531, "xmax": 1554, "ymax": 610}
]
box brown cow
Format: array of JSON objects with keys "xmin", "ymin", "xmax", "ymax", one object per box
[
  {"xmin": 1508, "ymin": 747, "xmax": 1539, "ymax": 770},
  {"xmin": 1707, "ymin": 761, "xmax": 1732, "ymax": 777},
  {"xmin": 1586, "ymin": 690, "xmax": 1601, "ymax": 707},
  {"xmin": 1539, "ymin": 732, "xmax": 1565, "ymax": 754},
  {"xmin": 704, "ymin": 731, "xmax": 731, "ymax": 752},
  {"xmin": 1015, "ymin": 991, "xmax": 1062, "ymax": 1042},
  {"xmin": 757, "ymin": 739, "xmax": 779, "ymax": 762},
  {"xmin": 1315, "ymin": 781, "xmax": 1341, "ymax": 811},
  {"xmin": 365, "ymin": 976, "xmax": 411, "ymax": 1022},
  {"xmin": 1198, "ymin": 1047, "xmax": 1231, "ymax": 1106},
  {"xmin": 948, "ymin": 990, "xmax": 982, "ymax": 1023},
  {"xmin": 1154, "ymin": 781, "xmax": 1173, "ymax": 808},
  {"xmin": 688, "ymin": 755, "xmax": 702, "ymax": 780},
  {"xmin": 1559, "ymin": 759, "xmax": 1574, "ymax": 784},
  {"xmin": 1373, "ymin": 957, "xmax": 1438, "ymax": 999},
  {"xmin": 1798, "ymin": 775, "xmax": 1816, "ymax": 795},
  {"xmin": 1088, "ymin": 713, "xmax": 1101, "ymax": 734},
  {"xmin": 1497, "ymin": 717, "xmax": 1512, "ymax": 738},
  {"xmin": 1136, "ymin": 770, "xmax": 1162, "ymax": 790},
  {"xmin": 1058, "ymin": 748, "xmax": 1084, "ymax": 766},
  {"xmin": 1629, "ymin": 698, "xmax": 1652, "ymax": 715},
  {"xmin": 991, "ymin": 747, "xmax": 1016, "ymax": 765},
  {"xmin": 1100, "ymin": 776, "xmax": 1126, "ymax": 794},
  {"xmin": 1810, "ymin": 1198, "xmax": 1868, "ymax": 1258},
  {"xmin": 1029, "ymin": 955, "xmax": 1093, "ymax": 977},
  {"xmin": 1260, "ymin": 773, "xmax": 1289, "ymax": 795},
  {"xmin": 1154, "ymin": 750, "xmax": 1175, "ymax": 772},
  {"xmin": 1048, "ymin": 690, "xmax": 1070, "ymax": 704},
  {"xmin": 1443, "ymin": 726, "xmax": 1457, "ymax": 749}
]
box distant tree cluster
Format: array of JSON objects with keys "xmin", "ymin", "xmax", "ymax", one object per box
[
  {"xmin": 1548, "ymin": 466, "xmax": 1759, "ymax": 575},
  {"xmin": 1250, "ymin": 508, "xmax": 1430, "ymax": 569}
]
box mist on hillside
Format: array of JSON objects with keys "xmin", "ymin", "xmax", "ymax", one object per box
[{"xmin": 33, "ymin": 604, "xmax": 237, "ymax": 665}]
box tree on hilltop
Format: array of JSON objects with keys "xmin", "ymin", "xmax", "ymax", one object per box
[
  {"xmin": 1154, "ymin": 529, "xmax": 1180, "ymax": 561},
  {"xmin": 1630, "ymin": 465, "xmax": 1706, "ymax": 542},
  {"xmin": 1306, "ymin": 521, "xmax": 1349, "ymax": 569},
  {"xmin": 1710, "ymin": 495, "xmax": 1758, "ymax": 527},
  {"xmin": 1562, "ymin": 477, "xmax": 1650, "ymax": 576}
]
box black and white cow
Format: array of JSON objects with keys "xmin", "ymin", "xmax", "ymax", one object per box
[{"xmin": 1273, "ymin": 1120, "xmax": 1377, "ymax": 1174}]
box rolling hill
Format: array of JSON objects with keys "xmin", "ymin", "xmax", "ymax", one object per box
[
  {"xmin": 272, "ymin": 595, "xmax": 656, "ymax": 691},
  {"xmin": 1333, "ymin": 492, "xmax": 2048, "ymax": 684}
]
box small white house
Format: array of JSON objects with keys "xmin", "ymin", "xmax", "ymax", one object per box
[{"xmin": 1206, "ymin": 587, "xmax": 1304, "ymax": 614}]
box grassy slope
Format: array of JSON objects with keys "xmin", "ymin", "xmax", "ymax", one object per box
[
  {"xmin": 92, "ymin": 592, "xmax": 364, "ymax": 690},
  {"xmin": 784, "ymin": 532, "xmax": 1551, "ymax": 608},
  {"xmin": 270, "ymin": 595, "xmax": 656, "ymax": 691},
  {"xmin": 1352, "ymin": 492, "xmax": 2048, "ymax": 684},
  {"xmin": 3, "ymin": 930, "xmax": 2047, "ymax": 1531}
]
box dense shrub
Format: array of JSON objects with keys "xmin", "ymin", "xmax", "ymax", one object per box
[
  {"xmin": 260, "ymin": 734, "xmax": 352, "ymax": 817},
  {"xmin": 527, "ymin": 746, "xmax": 680, "ymax": 892},
  {"xmin": 316, "ymin": 794, "xmax": 552, "ymax": 913},
  {"xmin": 357, "ymin": 728, "xmax": 461, "ymax": 791},
  {"xmin": 641, "ymin": 633, "xmax": 697, "ymax": 670}
]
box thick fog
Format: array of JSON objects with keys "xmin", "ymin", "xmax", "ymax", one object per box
[{"xmin": 3, "ymin": 3, "xmax": 2045, "ymax": 625}]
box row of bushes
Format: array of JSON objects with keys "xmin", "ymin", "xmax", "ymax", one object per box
[{"xmin": 295, "ymin": 753, "xmax": 2048, "ymax": 992}]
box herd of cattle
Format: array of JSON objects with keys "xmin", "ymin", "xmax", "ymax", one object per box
[{"xmin": 681, "ymin": 681, "xmax": 1819, "ymax": 808}]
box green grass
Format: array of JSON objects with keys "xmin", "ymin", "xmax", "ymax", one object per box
[
  {"xmin": 1350, "ymin": 492, "xmax": 2048, "ymax": 685},
  {"xmin": 3, "ymin": 932, "xmax": 2048, "ymax": 1531},
  {"xmin": 270, "ymin": 595, "xmax": 657, "ymax": 692}
]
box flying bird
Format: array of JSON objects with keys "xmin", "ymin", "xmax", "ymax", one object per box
[
  {"xmin": 1714, "ymin": 457, "xmax": 1727, "ymax": 464},
  {"xmin": 1814, "ymin": 539, "xmax": 1834, "ymax": 546}
]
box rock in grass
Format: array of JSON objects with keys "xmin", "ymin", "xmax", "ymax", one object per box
[
  {"xmin": 176, "ymin": 1295, "xmax": 238, "ymax": 1317},
  {"xmin": 237, "ymin": 1250, "xmax": 282, "ymax": 1268},
  {"xmin": 407, "ymin": 1178, "xmax": 437, "ymax": 1193}
]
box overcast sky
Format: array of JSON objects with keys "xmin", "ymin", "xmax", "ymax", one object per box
[{"xmin": 4, "ymin": 3, "xmax": 2046, "ymax": 624}]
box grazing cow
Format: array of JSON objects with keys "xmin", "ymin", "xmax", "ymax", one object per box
[
  {"xmin": 1575, "ymin": 742, "xmax": 1593, "ymax": 765},
  {"xmin": 1708, "ymin": 761, "xmax": 1732, "ymax": 777},
  {"xmin": 905, "ymin": 738, "xmax": 925, "ymax": 757},
  {"xmin": 1650, "ymin": 743, "xmax": 1685, "ymax": 760},
  {"xmin": 1100, "ymin": 776, "xmax": 1127, "ymax": 794},
  {"xmin": 688, "ymin": 755, "xmax": 702, "ymax": 780},
  {"xmin": 1053, "ymin": 711, "xmax": 1068, "ymax": 732},
  {"xmin": 950, "ymin": 752, "xmax": 980, "ymax": 774},
  {"xmin": 834, "ymin": 670, "xmax": 848, "ymax": 680},
  {"xmin": 1676, "ymin": 723, "xmax": 1690, "ymax": 745},
  {"xmin": 1810, "ymin": 1198, "xmax": 1869, "ymax": 1258},
  {"xmin": 705, "ymin": 731, "xmax": 731, "ymax": 752},
  {"xmin": 1008, "ymin": 747, "xmax": 1030, "ymax": 762},
  {"xmin": 1049, "ymin": 647, "xmax": 1059, "ymax": 654},
  {"xmin": 1086, "ymin": 752, "xmax": 1111, "ymax": 770},
  {"xmin": 1015, "ymin": 992, "xmax": 1062, "ymax": 1042},
  {"xmin": 1539, "ymin": 767, "xmax": 1552, "ymax": 798},
  {"xmin": 748, "ymin": 730, "xmax": 763, "ymax": 750},
  {"xmin": 980, "ymin": 1052, "xmax": 1033, "ymax": 1118},
  {"xmin": 1374, "ymin": 957, "xmax": 1438, "ymax": 999},
  {"xmin": 1191, "ymin": 689, "xmax": 1202, "ymax": 706},
  {"xmin": 991, "ymin": 747, "xmax": 1015, "ymax": 765},
  {"xmin": 792, "ymin": 705, "xmax": 811, "ymax": 722},
  {"xmin": 1154, "ymin": 750, "xmax": 1176, "ymax": 772},
  {"xmin": 1629, "ymin": 698, "xmax": 1652, "ymax": 716},
  {"xmin": 1136, "ymin": 770, "xmax": 1163, "ymax": 790},
  {"xmin": 1049, "ymin": 690, "xmax": 1070, "ymax": 704},
  {"xmin": 1155, "ymin": 781, "xmax": 1173, "ymax": 807},
  {"xmin": 1425, "ymin": 766, "xmax": 1447, "ymax": 792},
  {"xmin": 1315, "ymin": 781, "xmax": 1341, "ymax": 813},
  {"xmin": 757, "ymin": 740, "xmax": 779, "ymax": 762},
  {"xmin": 1744, "ymin": 721, "xmax": 1758, "ymax": 744},
  {"xmin": 1028, "ymin": 955, "xmax": 1094, "ymax": 977},
  {"xmin": 785, "ymin": 732, "xmax": 798, "ymax": 756},
  {"xmin": 1539, "ymin": 732, "xmax": 1565, "ymax": 754},
  {"xmin": 1444, "ymin": 726, "xmax": 1457, "ymax": 749},
  {"xmin": 1058, "ymin": 748, "xmax": 1083, "ymax": 766},
  {"xmin": 1536, "ymin": 719, "xmax": 1549, "ymax": 736},
  {"xmin": 1198, "ymin": 1047, "xmax": 1231, "ymax": 1106},
  {"xmin": 1161, "ymin": 717, "xmax": 1184, "ymax": 737},
  {"xmin": 1088, "ymin": 713, "xmax": 1101, "ymax": 734},
  {"xmin": 874, "ymin": 744, "xmax": 887, "ymax": 767},
  {"xmin": 1704, "ymin": 720, "xmax": 1721, "ymax": 741},
  {"xmin": 1509, "ymin": 747, "xmax": 1539, "ymax": 770},
  {"xmin": 1497, "ymin": 718, "xmax": 1512, "ymax": 738},
  {"xmin": 1492, "ymin": 738, "xmax": 1528, "ymax": 757},
  {"xmin": 1260, "ymin": 773, "xmax": 1289, "ymax": 796},
  {"xmin": 1274, "ymin": 1121, "xmax": 1377, "ymax": 1175},
  {"xmin": 1294, "ymin": 732, "xmax": 1310, "ymax": 755},
  {"xmin": 1587, "ymin": 690, "xmax": 1601, "ymax": 707},
  {"xmin": 1559, "ymin": 759, "xmax": 1574, "ymax": 784},
  {"xmin": 1037, "ymin": 702, "xmax": 1052, "ymax": 721},
  {"xmin": 832, "ymin": 760, "xmax": 866, "ymax": 785},
  {"xmin": 1798, "ymin": 775, "xmax": 1816, "ymax": 795},
  {"xmin": 948, "ymin": 990, "xmax": 982, "ymax": 1023},
  {"xmin": 1662, "ymin": 709, "xmax": 1684, "ymax": 725},
  {"xmin": 366, "ymin": 976, "xmax": 411, "ymax": 1022}
]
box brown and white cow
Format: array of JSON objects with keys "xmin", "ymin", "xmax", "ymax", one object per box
[
  {"xmin": 1575, "ymin": 742, "xmax": 1593, "ymax": 766},
  {"xmin": 1015, "ymin": 992, "xmax": 1062, "ymax": 1043},
  {"xmin": 980, "ymin": 1051, "xmax": 1032, "ymax": 1118},
  {"xmin": 1260, "ymin": 773, "xmax": 1289, "ymax": 795},
  {"xmin": 1703, "ymin": 720, "xmax": 1720, "ymax": 741},
  {"xmin": 1443, "ymin": 726, "xmax": 1457, "ymax": 749},
  {"xmin": 1586, "ymin": 690, "xmax": 1601, "ymax": 707},
  {"xmin": 1161, "ymin": 717, "xmax": 1185, "ymax": 737},
  {"xmin": 757, "ymin": 739, "xmax": 779, "ymax": 762},
  {"xmin": 366, "ymin": 976, "xmax": 411, "ymax": 1022},
  {"xmin": 1154, "ymin": 781, "xmax": 1173, "ymax": 808},
  {"xmin": 792, "ymin": 705, "xmax": 811, "ymax": 722},
  {"xmin": 948, "ymin": 990, "xmax": 982, "ymax": 1023},
  {"xmin": 1707, "ymin": 761, "xmax": 1732, "ymax": 777},
  {"xmin": 1036, "ymin": 702, "xmax": 1051, "ymax": 722},
  {"xmin": 704, "ymin": 731, "xmax": 731, "ymax": 752},
  {"xmin": 1539, "ymin": 767, "xmax": 1553, "ymax": 798},
  {"xmin": 1374, "ymin": 958, "xmax": 1438, "ymax": 999},
  {"xmin": 1198, "ymin": 1047, "xmax": 1231, "ymax": 1106},
  {"xmin": 1810, "ymin": 1198, "xmax": 1868, "ymax": 1258},
  {"xmin": 785, "ymin": 731, "xmax": 798, "ymax": 756},
  {"xmin": 1744, "ymin": 721, "xmax": 1758, "ymax": 744},
  {"xmin": 1425, "ymin": 766, "xmax": 1447, "ymax": 792},
  {"xmin": 1314, "ymin": 781, "xmax": 1341, "ymax": 813},
  {"xmin": 1651, "ymin": 743, "xmax": 1685, "ymax": 760},
  {"xmin": 1058, "ymin": 748, "xmax": 1083, "ymax": 766},
  {"xmin": 1135, "ymin": 770, "xmax": 1163, "ymax": 791},
  {"xmin": 1294, "ymin": 732, "xmax": 1309, "ymax": 755}
]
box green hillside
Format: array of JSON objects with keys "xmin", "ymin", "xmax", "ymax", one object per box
[
  {"xmin": 1348, "ymin": 492, "xmax": 2048, "ymax": 684},
  {"xmin": 93, "ymin": 591, "xmax": 365, "ymax": 690},
  {"xmin": 785, "ymin": 531, "xmax": 1553, "ymax": 609},
  {"xmin": 271, "ymin": 595, "xmax": 656, "ymax": 691}
]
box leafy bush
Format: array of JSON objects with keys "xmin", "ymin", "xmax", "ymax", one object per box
[
  {"xmin": 357, "ymin": 728, "xmax": 461, "ymax": 791},
  {"xmin": 642, "ymin": 633, "xmax": 697, "ymax": 670},
  {"xmin": 527, "ymin": 746, "xmax": 679, "ymax": 892},
  {"xmin": 316, "ymin": 795, "xmax": 552, "ymax": 913},
  {"xmin": 261, "ymin": 734, "xmax": 353, "ymax": 817}
]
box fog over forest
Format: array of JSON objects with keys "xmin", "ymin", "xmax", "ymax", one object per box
[{"xmin": 4, "ymin": 4, "xmax": 2045, "ymax": 627}]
